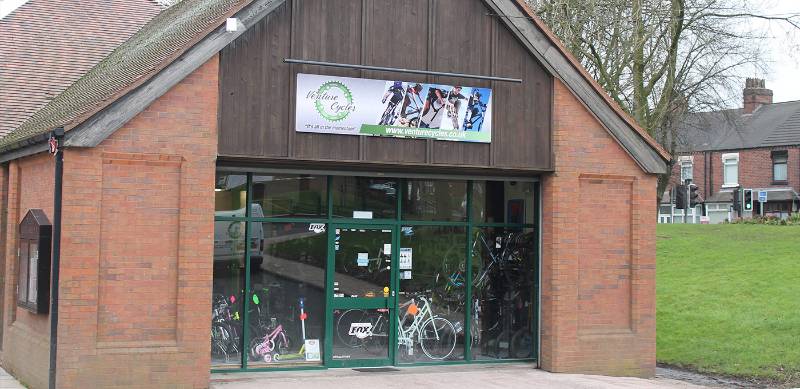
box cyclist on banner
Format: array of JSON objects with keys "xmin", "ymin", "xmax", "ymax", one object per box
[
  {"xmin": 463, "ymin": 89, "xmax": 487, "ymax": 131},
  {"xmin": 398, "ymin": 83, "xmax": 424, "ymax": 127},
  {"xmin": 420, "ymin": 86, "xmax": 465, "ymax": 129},
  {"xmin": 379, "ymin": 81, "xmax": 406, "ymax": 125}
]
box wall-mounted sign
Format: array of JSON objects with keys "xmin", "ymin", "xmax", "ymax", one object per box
[
  {"xmin": 18, "ymin": 209, "xmax": 51, "ymax": 314},
  {"xmin": 296, "ymin": 73, "xmax": 493, "ymax": 143}
]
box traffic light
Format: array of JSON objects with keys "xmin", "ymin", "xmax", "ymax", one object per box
[
  {"xmin": 675, "ymin": 185, "xmax": 688, "ymax": 209},
  {"xmin": 732, "ymin": 187, "xmax": 741, "ymax": 212},
  {"xmin": 743, "ymin": 189, "xmax": 753, "ymax": 211},
  {"xmin": 689, "ymin": 184, "xmax": 701, "ymax": 208}
]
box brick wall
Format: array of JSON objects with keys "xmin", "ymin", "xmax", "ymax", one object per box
[
  {"xmin": 0, "ymin": 55, "xmax": 219, "ymax": 389},
  {"xmin": 1, "ymin": 153, "xmax": 55, "ymax": 389},
  {"xmin": 668, "ymin": 146, "xmax": 800, "ymax": 202},
  {"xmin": 541, "ymin": 80, "xmax": 657, "ymax": 377}
]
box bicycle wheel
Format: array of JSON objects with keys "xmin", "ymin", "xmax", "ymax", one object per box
[
  {"xmin": 336, "ymin": 309, "xmax": 368, "ymax": 348},
  {"xmin": 380, "ymin": 103, "xmax": 397, "ymax": 125},
  {"xmin": 510, "ymin": 328, "xmax": 533, "ymax": 359},
  {"xmin": 277, "ymin": 333, "xmax": 292, "ymax": 355},
  {"xmin": 248, "ymin": 336, "xmax": 272, "ymax": 361},
  {"xmin": 419, "ymin": 317, "xmax": 457, "ymax": 360},
  {"xmin": 211, "ymin": 339, "xmax": 231, "ymax": 363}
]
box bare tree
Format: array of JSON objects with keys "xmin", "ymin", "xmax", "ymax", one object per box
[{"xmin": 526, "ymin": 0, "xmax": 800, "ymax": 200}]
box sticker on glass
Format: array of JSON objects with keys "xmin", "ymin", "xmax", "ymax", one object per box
[
  {"xmin": 349, "ymin": 322, "xmax": 373, "ymax": 339},
  {"xmin": 309, "ymin": 223, "xmax": 326, "ymax": 233},
  {"xmin": 357, "ymin": 252, "xmax": 369, "ymax": 267},
  {"xmin": 353, "ymin": 211, "xmax": 373, "ymax": 219},
  {"xmin": 383, "ymin": 243, "xmax": 391, "ymax": 255},
  {"xmin": 399, "ymin": 248, "xmax": 412, "ymax": 270}
]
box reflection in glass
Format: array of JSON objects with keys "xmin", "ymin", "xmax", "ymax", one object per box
[
  {"xmin": 398, "ymin": 226, "xmax": 466, "ymax": 362},
  {"xmin": 472, "ymin": 181, "xmax": 535, "ymax": 224},
  {"xmin": 211, "ymin": 221, "xmax": 246, "ymax": 367},
  {"xmin": 18, "ymin": 241, "xmax": 29, "ymax": 305},
  {"xmin": 333, "ymin": 228, "xmax": 392, "ymax": 298},
  {"xmin": 471, "ymin": 227, "xmax": 536, "ymax": 360},
  {"xmin": 332, "ymin": 177, "xmax": 397, "ymax": 219},
  {"xmin": 247, "ymin": 222, "xmax": 327, "ymax": 367},
  {"xmin": 215, "ymin": 173, "xmax": 248, "ymax": 212},
  {"xmin": 333, "ymin": 308, "xmax": 390, "ymax": 360},
  {"xmin": 251, "ymin": 175, "xmax": 328, "ymax": 218},
  {"xmin": 402, "ymin": 180, "xmax": 467, "ymax": 221}
]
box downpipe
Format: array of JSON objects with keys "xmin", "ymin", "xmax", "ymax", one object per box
[{"xmin": 48, "ymin": 127, "xmax": 64, "ymax": 389}]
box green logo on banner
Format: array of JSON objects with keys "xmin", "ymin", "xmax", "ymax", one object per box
[{"xmin": 311, "ymin": 81, "xmax": 355, "ymax": 122}]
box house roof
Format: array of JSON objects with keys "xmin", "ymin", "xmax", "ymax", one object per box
[
  {"xmin": 677, "ymin": 100, "xmax": 800, "ymax": 152},
  {"xmin": 0, "ymin": 0, "xmax": 163, "ymax": 138},
  {"xmin": 0, "ymin": 0, "xmax": 669, "ymax": 174}
]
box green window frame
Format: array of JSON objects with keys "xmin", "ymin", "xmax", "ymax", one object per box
[{"xmin": 212, "ymin": 172, "xmax": 540, "ymax": 372}]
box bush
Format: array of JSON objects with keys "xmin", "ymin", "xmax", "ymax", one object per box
[{"xmin": 730, "ymin": 214, "xmax": 800, "ymax": 226}]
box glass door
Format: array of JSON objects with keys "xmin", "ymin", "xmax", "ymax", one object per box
[{"xmin": 326, "ymin": 225, "xmax": 397, "ymax": 367}]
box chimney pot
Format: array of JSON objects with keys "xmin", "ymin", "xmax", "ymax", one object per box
[{"xmin": 743, "ymin": 78, "xmax": 772, "ymax": 114}]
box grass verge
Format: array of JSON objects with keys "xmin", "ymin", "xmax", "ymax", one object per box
[{"xmin": 657, "ymin": 224, "xmax": 800, "ymax": 385}]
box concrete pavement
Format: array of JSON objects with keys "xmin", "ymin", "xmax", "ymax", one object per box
[
  {"xmin": 0, "ymin": 366, "xmax": 24, "ymax": 389},
  {"xmin": 211, "ymin": 364, "xmax": 706, "ymax": 389}
]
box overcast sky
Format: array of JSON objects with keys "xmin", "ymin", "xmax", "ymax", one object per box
[{"xmin": 736, "ymin": 0, "xmax": 800, "ymax": 104}]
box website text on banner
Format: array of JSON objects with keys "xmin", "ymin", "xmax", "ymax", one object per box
[{"xmin": 295, "ymin": 73, "xmax": 493, "ymax": 143}]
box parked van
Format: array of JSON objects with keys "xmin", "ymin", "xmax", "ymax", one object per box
[{"xmin": 214, "ymin": 204, "xmax": 264, "ymax": 268}]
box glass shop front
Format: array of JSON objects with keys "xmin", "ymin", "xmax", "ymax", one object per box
[{"xmin": 211, "ymin": 171, "xmax": 539, "ymax": 371}]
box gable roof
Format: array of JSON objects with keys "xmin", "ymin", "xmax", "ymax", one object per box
[
  {"xmin": 0, "ymin": 0, "xmax": 668, "ymax": 174},
  {"xmin": 0, "ymin": 0, "xmax": 163, "ymax": 138},
  {"xmin": 677, "ymin": 100, "xmax": 800, "ymax": 152}
]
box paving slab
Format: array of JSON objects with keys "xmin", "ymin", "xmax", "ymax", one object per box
[
  {"xmin": 0, "ymin": 366, "xmax": 25, "ymax": 389},
  {"xmin": 212, "ymin": 364, "xmax": 706, "ymax": 389}
]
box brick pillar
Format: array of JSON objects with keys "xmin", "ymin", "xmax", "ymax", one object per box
[{"xmin": 540, "ymin": 80, "xmax": 657, "ymax": 378}]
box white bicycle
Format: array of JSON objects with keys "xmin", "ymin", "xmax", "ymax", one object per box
[
  {"xmin": 397, "ymin": 294, "xmax": 457, "ymax": 360},
  {"xmin": 335, "ymin": 293, "xmax": 457, "ymax": 360}
]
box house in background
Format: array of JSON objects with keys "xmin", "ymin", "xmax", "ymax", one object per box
[
  {"xmin": 0, "ymin": 0, "xmax": 165, "ymax": 138},
  {"xmin": 661, "ymin": 78, "xmax": 800, "ymax": 223}
]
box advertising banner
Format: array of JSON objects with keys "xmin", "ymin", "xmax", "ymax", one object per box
[{"xmin": 296, "ymin": 73, "xmax": 492, "ymax": 143}]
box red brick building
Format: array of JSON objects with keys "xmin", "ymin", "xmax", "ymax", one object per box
[
  {"xmin": 0, "ymin": 0, "xmax": 668, "ymax": 387},
  {"xmin": 662, "ymin": 79, "xmax": 800, "ymax": 223}
]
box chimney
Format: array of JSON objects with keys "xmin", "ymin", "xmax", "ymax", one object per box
[{"xmin": 743, "ymin": 78, "xmax": 773, "ymax": 114}]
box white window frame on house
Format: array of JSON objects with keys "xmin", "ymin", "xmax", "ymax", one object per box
[
  {"xmin": 722, "ymin": 153, "xmax": 739, "ymax": 188},
  {"xmin": 772, "ymin": 150, "xmax": 788, "ymax": 183},
  {"xmin": 679, "ymin": 156, "xmax": 693, "ymax": 183}
]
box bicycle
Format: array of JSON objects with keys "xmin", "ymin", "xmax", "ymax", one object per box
[
  {"xmin": 397, "ymin": 293, "xmax": 457, "ymax": 360},
  {"xmin": 397, "ymin": 84, "xmax": 424, "ymax": 127},
  {"xmin": 248, "ymin": 318, "xmax": 291, "ymax": 363},
  {"xmin": 334, "ymin": 292, "xmax": 457, "ymax": 360},
  {"xmin": 211, "ymin": 294, "xmax": 242, "ymax": 363},
  {"xmin": 472, "ymin": 230, "xmax": 532, "ymax": 294},
  {"xmin": 334, "ymin": 308, "xmax": 390, "ymax": 353}
]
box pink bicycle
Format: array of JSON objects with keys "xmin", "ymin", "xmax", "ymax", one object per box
[{"xmin": 248, "ymin": 323, "xmax": 291, "ymax": 363}]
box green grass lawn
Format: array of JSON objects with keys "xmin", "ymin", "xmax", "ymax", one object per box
[{"xmin": 657, "ymin": 224, "xmax": 800, "ymax": 382}]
